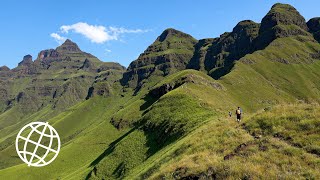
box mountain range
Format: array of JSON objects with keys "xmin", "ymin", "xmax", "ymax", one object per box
[{"xmin": 0, "ymin": 3, "xmax": 320, "ymax": 179}]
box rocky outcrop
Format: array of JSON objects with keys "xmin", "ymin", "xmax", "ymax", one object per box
[
  {"xmin": 260, "ymin": 3, "xmax": 308, "ymax": 32},
  {"xmin": 307, "ymin": 17, "xmax": 320, "ymax": 42},
  {"xmin": 56, "ymin": 39, "xmax": 81, "ymax": 53},
  {"xmin": 18, "ymin": 55, "xmax": 33, "ymax": 67},
  {"xmin": 34, "ymin": 39, "xmax": 99, "ymax": 71},
  {"xmin": 121, "ymin": 28, "xmax": 198, "ymax": 88},
  {"xmin": 86, "ymin": 82, "xmax": 112, "ymax": 99},
  {"xmin": 80, "ymin": 59, "xmax": 94, "ymax": 71},
  {"xmin": 187, "ymin": 38, "xmax": 216, "ymax": 71},
  {"xmin": 307, "ymin": 17, "xmax": 320, "ymax": 32},
  {"xmin": 188, "ymin": 20, "xmax": 260, "ymax": 78},
  {"xmin": 36, "ymin": 39, "xmax": 81, "ymax": 61},
  {"xmin": 13, "ymin": 55, "xmax": 39, "ymax": 76},
  {"xmin": 207, "ymin": 20, "xmax": 260, "ymax": 69},
  {"xmin": 36, "ymin": 49, "xmax": 60, "ymax": 61},
  {"xmin": 256, "ymin": 3, "xmax": 310, "ymax": 49},
  {"xmin": 0, "ymin": 66, "xmax": 10, "ymax": 71}
]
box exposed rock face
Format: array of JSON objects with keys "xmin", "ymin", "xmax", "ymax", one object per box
[
  {"xmin": 256, "ymin": 3, "xmax": 310, "ymax": 49},
  {"xmin": 307, "ymin": 17, "xmax": 320, "ymax": 42},
  {"xmin": 122, "ymin": 28, "xmax": 197, "ymax": 88},
  {"xmin": 18, "ymin": 55, "xmax": 33, "ymax": 67},
  {"xmin": 56, "ymin": 39, "xmax": 81, "ymax": 53},
  {"xmin": 37, "ymin": 49, "xmax": 60, "ymax": 61},
  {"xmin": 13, "ymin": 55, "xmax": 39, "ymax": 76},
  {"xmin": 36, "ymin": 39, "xmax": 81, "ymax": 62},
  {"xmin": 188, "ymin": 20, "xmax": 260, "ymax": 78},
  {"xmin": 86, "ymin": 82, "xmax": 112, "ymax": 99},
  {"xmin": 0, "ymin": 66, "xmax": 10, "ymax": 71},
  {"xmin": 187, "ymin": 38, "xmax": 216, "ymax": 71},
  {"xmin": 307, "ymin": 17, "xmax": 320, "ymax": 32},
  {"xmin": 33, "ymin": 39, "xmax": 100, "ymax": 71},
  {"xmin": 260, "ymin": 3, "xmax": 308, "ymax": 32},
  {"xmin": 80, "ymin": 59, "xmax": 94, "ymax": 71},
  {"xmin": 208, "ymin": 20, "xmax": 260, "ymax": 69}
]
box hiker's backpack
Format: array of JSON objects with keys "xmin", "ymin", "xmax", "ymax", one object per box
[{"xmin": 236, "ymin": 109, "xmax": 241, "ymax": 115}]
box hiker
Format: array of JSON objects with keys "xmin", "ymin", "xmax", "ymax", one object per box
[
  {"xmin": 228, "ymin": 111, "xmax": 232, "ymax": 117},
  {"xmin": 236, "ymin": 107, "xmax": 242, "ymax": 123}
]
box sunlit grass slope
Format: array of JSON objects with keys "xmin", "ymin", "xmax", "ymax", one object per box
[{"xmin": 140, "ymin": 104, "xmax": 320, "ymax": 179}]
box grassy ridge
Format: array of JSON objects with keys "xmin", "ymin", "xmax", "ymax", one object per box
[{"xmin": 144, "ymin": 104, "xmax": 320, "ymax": 179}]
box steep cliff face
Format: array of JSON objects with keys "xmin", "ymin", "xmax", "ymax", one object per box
[
  {"xmin": 187, "ymin": 38, "xmax": 217, "ymax": 71},
  {"xmin": 121, "ymin": 28, "xmax": 198, "ymax": 88},
  {"xmin": 307, "ymin": 17, "xmax": 320, "ymax": 42},
  {"xmin": 188, "ymin": 20, "xmax": 260, "ymax": 76},
  {"xmin": 18, "ymin": 55, "xmax": 33, "ymax": 67},
  {"xmin": 188, "ymin": 3, "xmax": 314, "ymax": 79},
  {"xmin": 307, "ymin": 17, "xmax": 320, "ymax": 32},
  {"xmin": 255, "ymin": 3, "xmax": 310, "ymax": 49},
  {"xmin": 260, "ymin": 3, "xmax": 308, "ymax": 31}
]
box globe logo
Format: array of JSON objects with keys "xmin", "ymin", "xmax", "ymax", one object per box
[{"xmin": 15, "ymin": 122, "xmax": 61, "ymax": 167}]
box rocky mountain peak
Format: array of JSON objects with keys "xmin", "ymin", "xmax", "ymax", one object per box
[
  {"xmin": 260, "ymin": 3, "xmax": 308, "ymax": 33},
  {"xmin": 0, "ymin": 66, "xmax": 10, "ymax": 71},
  {"xmin": 56, "ymin": 39, "xmax": 81, "ymax": 52},
  {"xmin": 122, "ymin": 28, "xmax": 197, "ymax": 88},
  {"xmin": 157, "ymin": 28, "xmax": 195, "ymax": 42},
  {"xmin": 18, "ymin": 54, "xmax": 33, "ymax": 66}
]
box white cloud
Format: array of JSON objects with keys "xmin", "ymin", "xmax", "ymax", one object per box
[
  {"xmin": 61, "ymin": 22, "xmax": 111, "ymax": 43},
  {"xmin": 50, "ymin": 33, "xmax": 66, "ymax": 44},
  {"xmin": 59, "ymin": 22, "xmax": 149, "ymax": 44},
  {"xmin": 105, "ymin": 49, "xmax": 112, "ymax": 53}
]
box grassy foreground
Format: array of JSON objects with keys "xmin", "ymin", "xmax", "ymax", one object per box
[{"xmin": 144, "ymin": 103, "xmax": 320, "ymax": 179}]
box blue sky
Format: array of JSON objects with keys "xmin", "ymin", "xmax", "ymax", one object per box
[{"xmin": 1, "ymin": 0, "xmax": 319, "ymax": 68}]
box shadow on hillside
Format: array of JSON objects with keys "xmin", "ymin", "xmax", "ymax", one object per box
[
  {"xmin": 210, "ymin": 64, "xmax": 235, "ymax": 80},
  {"xmin": 145, "ymin": 126, "xmax": 183, "ymax": 157},
  {"xmin": 138, "ymin": 121, "xmax": 186, "ymax": 179},
  {"xmin": 140, "ymin": 94, "xmax": 158, "ymax": 111},
  {"xmin": 88, "ymin": 127, "xmax": 137, "ymax": 167},
  {"xmin": 136, "ymin": 114, "xmax": 185, "ymax": 157},
  {"xmin": 112, "ymin": 162, "xmax": 126, "ymax": 178}
]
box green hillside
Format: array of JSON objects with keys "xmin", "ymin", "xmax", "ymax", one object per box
[{"xmin": 0, "ymin": 3, "xmax": 320, "ymax": 180}]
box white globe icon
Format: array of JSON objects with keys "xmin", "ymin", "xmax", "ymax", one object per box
[{"xmin": 15, "ymin": 122, "xmax": 61, "ymax": 167}]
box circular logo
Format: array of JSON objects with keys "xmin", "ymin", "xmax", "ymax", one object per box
[{"xmin": 15, "ymin": 122, "xmax": 61, "ymax": 167}]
